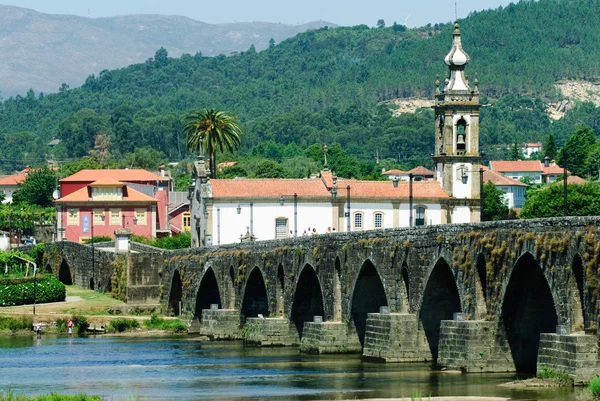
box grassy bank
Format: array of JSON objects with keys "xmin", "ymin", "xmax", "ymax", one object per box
[{"xmin": 0, "ymin": 393, "xmax": 101, "ymax": 401}]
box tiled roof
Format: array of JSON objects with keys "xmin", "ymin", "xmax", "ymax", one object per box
[
  {"xmin": 60, "ymin": 169, "xmax": 168, "ymax": 182},
  {"xmin": 336, "ymin": 178, "xmax": 449, "ymax": 199},
  {"xmin": 408, "ymin": 166, "xmax": 435, "ymax": 176},
  {"xmin": 210, "ymin": 178, "xmax": 331, "ymax": 198},
  {"xmin": 88, "ymin": 177, "xmax": 126, "ymax": 187},
  {"xmin": 542, "ymin": 162, "xmax": 569, "ymax": 175},
  {"xmin": 524, "ymin": 143, "xmax": 542, "ymax": 147},
  {"xmin": 0, "ymin": 171, "xmax": 27, "ymax": 186},
  {"xmin": 382, "ymin": 169, "xmax": 406, "ymax": 175},
  {"xmin": 320, "ymin": 170, "xmax": 334, "ymax": 189},
  {"xmin": 484, "ymin": 170, "xmax": 528, "ymax": 187},
  {"xmin": 56, "ymin": 184, "xmax": 157, "ymax": 203},
  {"xmin": 555, "ymin": 176, "xmax": 588, "ymax": 185},
  {"xmin": 489, "ymin": 160, "xmax": 542, "ymax": 173}
]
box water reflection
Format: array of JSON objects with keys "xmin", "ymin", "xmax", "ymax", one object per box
[{"xmin": 0, "ymin": 336, "xmax": 583, "ymax": 400}]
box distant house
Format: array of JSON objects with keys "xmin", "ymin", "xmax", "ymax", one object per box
[
  {"xmin": 542, "ymin": 160, "xmax": 570, "ymax": 184},
  {"xmin": 0, "ymin": 168, "xmax": 30, "ymax": 204},
  {"xmin": 382, "ymin": 167, "xmax": 435, "ymax": 182},
  {"xmin": 483, "ymin": 169, "xmax": 528, "ymax": 209},
  {"xmin": 488, "ymin": 160, "xmax": 544, "ymax": 184},
  {"xmin": 381, "ymin": 169, "xmax": 407, "ymax": 181},
  {"xmin": 521, "ymin": 143, "xmax": 542, "ymax": 158}
]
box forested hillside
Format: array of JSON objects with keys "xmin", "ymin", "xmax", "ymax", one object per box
[{"xmin": 2, "ymin": 0, "xmax": 600, "ymax": 176}]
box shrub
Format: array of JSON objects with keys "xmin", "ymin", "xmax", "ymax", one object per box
[
  {"xmin": 0, "ymin": 276, "xmax": 65, "ymax": 307},
  {"xmin": 590, "ymin": 377, "xmax": 600, "ymax": 398},
  {"xmin": 144, "ymin": 314, "xmax": 187, "ymax": 333},
  {"xmin": 55, "ymin": 318, "xmax": 67, "ymax": 333},
  {"xmin": 537, "ymin": 365, "xmax": 571, "ymax": 383},
  {"xmin": 84, "ymin": 236, "xmax": 113, "ymax": 244},
  {"xmin": 0, "ymin": 315, "xmax": 33, "ymax": 331},
  {"xmin": 72, "ymin": 316, "xmax": 89, "ymax": 334},
  {"xmin": 109, "ymin": 318, "xmax": 139, "ymax": 332}
]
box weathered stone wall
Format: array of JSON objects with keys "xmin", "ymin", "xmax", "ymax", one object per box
[{"xmin": 537, "ymin": 333, "xmax": 599, "ymax": 384}]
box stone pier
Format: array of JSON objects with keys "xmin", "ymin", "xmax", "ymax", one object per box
[
  {"xmin": 437, "ymin": 320, "xmax": 498, "ymax": 372},
  {"xmin": 537, "ymin": 333, "xmax": 599, "ymax": 384},
  {"xmin": 300, "ymin": 322, "xmax": 361, "ymax": 354},
  {"xmin": 362, "ymin": 313, "xmax": 425, "ymax": 362},
  {"xmin": 242, "ymin": 318, "xmax": 299, "ymax": 346},
  {"xmin": 198, "ymin": 309, "xmax": 242, "ymax": 340}
]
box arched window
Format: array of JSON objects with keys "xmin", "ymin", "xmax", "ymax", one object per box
[
  {"xmin": 353, "ymin": 212, "xmax": 364, "ymax": 230},
  {"xmin": 456, "ymin": 117, "xmax": 467, "ymax": 153},
  {"xmin": 374, "ymin": 212, "xmax": 384, "ymax": 229},
  {"xmin": 415, "ymin": 207, "xmax": 426, "ymax": 226}
]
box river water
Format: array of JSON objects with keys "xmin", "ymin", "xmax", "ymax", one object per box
[{"xmin": 0, "ymin": 336, "xmax": 583, "ymax": 400}]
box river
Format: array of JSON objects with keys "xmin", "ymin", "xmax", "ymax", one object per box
[{"xmin": 0, "ymin": 335, "xmax": 583, "ymax": 400}]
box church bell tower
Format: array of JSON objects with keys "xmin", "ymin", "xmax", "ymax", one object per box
[{"xmin": 433, "ymin": 21, "xmax": 481, "ymax": 223}]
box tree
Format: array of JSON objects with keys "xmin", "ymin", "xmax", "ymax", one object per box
[
  {"xmin": 88, "ymin": 134, "xmax": 112, "ymax": 166},
  {"xmin": 482, "ymin": 182, "xmax": 509, "ymax": 221},
  {"xmin": 509, "ymin": 139, "xmax": 521, "ymax": 161},
  {"xmin": 118, "ymin": 148, "xmax": 167, "ymax": 171},
  {"xmin": 559, "ymin": 125, "xmax": 597, "ymax": 177},
  {"xmin": 520, "ymin": 182, "xmax": 600, "ymax": 219},
  {"xmin": 251, "ymin": 160, "xmax": 287, "ymax": 178},
  {"xmin": 585, "ymin": 143, "xmax": 600, "ymax": 181},
  {"xmin": 60, "ymin": 156, "xmax": 102, "ymax": 178},
  {"xmin": 184, "ymin": 109, "xmax": 242, "ymax": 179},
  {"xmin": 220, "ymin": 165, "xmax": 248, "ymax": 179},
  {"xmin": 269, "ymin": 38, "xmax": 275, "ymax": 48},
  {"xmin": 377, "ymin": 19, "xmax": 385, "ymax": 28},
  {"xmin": 12, "ymin": 168, "xmax": 58, "ymax": 208},
  {"xmin": 543, "ymin": 134, "xmax": 557, "ymax": 160}
]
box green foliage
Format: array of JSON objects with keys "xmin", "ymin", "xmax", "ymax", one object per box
[
  {"xmin": 131, "ymin": 233, "xmax": 191, "ymax": 249},
  {"xmin": 28, "ymin": 243, "xmax": 46, "ymax": 266},
  {"xmin": 84, "ymin": 236, "xmax": 113, "ymax": 244},
  {"xmin": 543, "ymin": 134, "xmax": 557, "ymax": 160},
  {"xmin": 219, "ymin": 165, "xmax": 248, "ymax": 179},
  {"xmin": 589, "ymin": 377, "xmax": 600, "ymax": 397},
  {"xmin": 72, "ymin": 315, "xmax": 89, "ymax": 334},
  {"xmin": 537, "ymin": 365, "xmax": 570, "ymax": 383},
  {"xmin": 558, "ymin": 125, "xmax": 597, "ymax": 177},
  {"xmin": 12, "ymin": 168, "xmax": 58, "ymax": 208},
  {"xmin": 144, "ymin": 314, "xmax": 187, "ymax": 332},
  {"xmin": 0, "ymin": 315, "xmax": 33, "ymax": 331},
  {"xmin": 108, "ymin": 318, "xmax": 140, "ymax": 332},
  {"xmin": 250, "ymin": 160, "xmax": 287, "ymax": 178},
  {"xmin": 117, "ymin": 147, "xmax": 167, "ymax": 171},
  {"xmin": 0, "ymin": 391, "xmax": 102, "ymax": 401},
  {"xmin": 520, "ymin": 182, "xmax": 600, "ymax": 219},
  {"xmin": 0, "ymin": 275, "xmax": 66, "ymax": 306},
  {"xmin": 59, "ymin": 156, "xmax": 102, "ymax": 178},
  {"xmin": 482, "ymin": 182, "xmax": 510, "ymax": 221}
]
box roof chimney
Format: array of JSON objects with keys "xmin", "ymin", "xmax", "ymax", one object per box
[{"xmin": 158, "ymin": 164, "xmax": 165, "ymax": 177}]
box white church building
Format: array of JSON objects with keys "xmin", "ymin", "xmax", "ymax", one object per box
[{"xmin": 189, "ymin": 22, "xmax": 483, "ymax": 247}]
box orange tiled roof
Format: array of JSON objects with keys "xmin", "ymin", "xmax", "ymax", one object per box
[
  {"xmin": 60, "ymin": 169, "xmax": 168, "ymax": 182},
  {"xmin": 542, "ymin": 162, "xmax": 569, "ymax": 175},
  {"xmin": 88, "ymin": 177, "xmax": 126, "ymax": 187},
  {"xmin": 336, "ymin": 178, "xmax": 448, "ymax": 199},
  {"xmin": 320, "ymin": 170, "xmax": 334, "ymax": 189},
  {"xmin": 489, "ymin": 160, "xmax": 542, "ymax": 173},
  {"xmin": 408, "ymin": 166, "xmax": 435, "ymax": 176},
  {"xmin": 56, "ymin": 183, "xmax": 157, "ymax": 203},
  {"xmin": 484, "ymin": 170, "xmax": 528, "ymax": 187},
  {"xmin": 0, "ymin": 171, "xmax": 27, "ymax": 186},
  {"xmin": 382, "ymin": 169, "xmax": 406, "ymax": 175},
  {"xmin": 524, "ymin": 143, "xmax": 542, "ymax": 147},
  {"xmin": 555, "ymin": 176, "xmax": 588, "ymax": 185}
]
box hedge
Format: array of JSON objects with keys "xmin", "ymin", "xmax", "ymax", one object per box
[{"xmin": 0, "ymin": 276, "xmax": 66, "ymax": 307}]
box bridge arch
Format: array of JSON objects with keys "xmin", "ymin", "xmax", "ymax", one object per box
[
  {"xmin": 58, "ymin": 259, "xmax": 73, "ymax": 285},
  {"xmin": 500, "ymin": 252, "xmax": 558, "ymax": 373},
  {"xmin": 227, "ymin": 265, "xmax": 235, "ymax": 309},
  {"xmin": 194, "ymin": 267, "xmax": 221, "ymax": 322},
  {"xmin": 400, "ymin": 263, "xmax": 410, "ymax": 313},
  {"xmin": 241, "ymin": 266, "xmax": 269, "ymax": 321},
  {"xmin": 333, "ymin": 257, "xmax": 342, "ymax": 321},
  {"xmin": 419, "ymin": 257, "xmax": 462, "ymax": 361},
  {"xmin": 276, "ymin": 264, "xmax": 285, "ymax": 316},
  {"xmin": 45, "ymin": 264, "xmax": 52, "ymax": 274},
  {"xmin": 349, "ymin": 258, "xmax": 388, "ymax": 348},
  {"xmin": 571, "ymin": 254, "xmax": 586, "ymax": 331},
  {"xmin": 168, "ymin": 270, "xmax": 183, "ymax": 316},
  {"xmin": 291, "ymin": 264, "xmax": 324, "ymax": 338}
]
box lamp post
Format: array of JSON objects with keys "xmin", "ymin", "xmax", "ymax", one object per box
[
  {"xmin": 237, "ymin": 202, "xmax": 254, "ymax": 241},
  {"xmin": 91, "ymin": 212, "xmax": 95, "ymax": 290},
  {"xmin": 459, "ymin": 166, "xmax": 485, "ymax": 221},
  {"xmin": 562, "ymin": 149, "xmax": 568, "ymax": 217},
  {"xmin": 346, "ymin": 185, "xmax": 351, "ymax": 233},
  {"xmin": 217, "ymin": 208, "xmax": 221, "ymax": 245},
  {"xmin": 279, "ymin": 193, "xmax": 298, "ymax": 237},
  {"xmin": 409, "ymin": 173, "xmax": 414, "ymax": 227}
]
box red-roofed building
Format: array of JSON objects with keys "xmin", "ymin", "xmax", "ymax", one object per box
[
  {"xmin": 483, "ymin": 170, "xmax": 527, "ymax": 209},
  {"xmin": 489, "ymin": 160, "xmax": 544, "ymax": 184},
  {"xmin": 521, "ymin": 143, "xmax": 542, "ymax": 158},
  {"xmin": 542, "ymin": 160, "xmax": 570, "ymax": 184},
  {"xmin": 56, "ymin": 169, "xmax": 171, "ymax": 242}
]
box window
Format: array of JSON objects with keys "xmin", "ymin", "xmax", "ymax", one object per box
[
  {"xmin": 374, "ymin": 212, "xmax": 383, "ymax": 229},
  {"xmin": 92, "ymin": 186, "xmax": 123, "ymax": 200},
  {"xmin": 93, "ymin": 209, "xmax": 105, "ymax": 225},
  {"xmin": 67, "ymin": 208, "xmax": 79, "ymax": 226},
  {"xmin": 183, "ymin": 212, "xmax": 191, "ymax": 232},
  {"xmin": 110, "ymin": 209, "xmax": 121, "ymax": 226},
  {"xmin": 415, "ymin": 207, "xmax": 426, "ymax": 226},
  {"xmin": 275, "ymin": 218, "xmax": 288, "ymax": 239},
  {"xmin": 353, "ymin": 212, "xmax": 363, "ymax": 230},
  {"xmin": 135, "ymin": 209, "xmax": 147, "ymax": 225}
]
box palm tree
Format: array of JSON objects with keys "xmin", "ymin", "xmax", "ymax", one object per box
[{"xmin": 183, "ymin": 109, "xmax": 242, "ymax": 178}]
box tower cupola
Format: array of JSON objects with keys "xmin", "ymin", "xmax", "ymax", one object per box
[{"xmin": 442, "ymin": 22, "xmax": 471, "ymax": 93}]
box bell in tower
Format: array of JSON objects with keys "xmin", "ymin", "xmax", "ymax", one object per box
[{"xmin": 456, "ymin": 117, "xmax": 466, "ymax": 153}]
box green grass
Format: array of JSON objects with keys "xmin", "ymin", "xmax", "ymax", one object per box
[
  {"xmin": 537, "ymin": 365, "xmax": 571, "ymax": 383},
  {"xmin": 0, "ymin": 316, "xmax": 32, "ymax": 332},
  {"xmin": 590, "ymin": 377, "xmax": 600, "ymax": 398},
  {"xmin": 0, "ymin": 391, "xmax": 102, "ymax": 401},
  {"xmin": 143, "ymin": 314, "xmax": 187, "ymax": 333},
  {"xmin": 108, "ymin": 318, "xmax": 139, "ymax": 333},
  {"xmin": 57, "ymin": 286, "xmax": 123, "ymax": 315}
]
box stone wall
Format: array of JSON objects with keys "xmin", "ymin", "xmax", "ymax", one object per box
[{"xmin": 538, "ymin": 333, "xmax": 599, "ymax": 384}]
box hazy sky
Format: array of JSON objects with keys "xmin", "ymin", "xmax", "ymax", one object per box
[{"xmin": 1, "ymin": 0, "xmax": 516, "ymax": 27}]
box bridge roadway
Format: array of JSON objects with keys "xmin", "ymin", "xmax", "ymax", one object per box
[{"xmin": 49, "ymin": 217, "xmax": 600, "ymax": 383}]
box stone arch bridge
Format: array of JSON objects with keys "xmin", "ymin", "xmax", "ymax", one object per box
[{"xmin": 46, "ymin": 217, "xmax": 600, "ymax": 383}]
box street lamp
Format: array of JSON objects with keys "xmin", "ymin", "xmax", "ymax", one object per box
[
  {"xmin": 458, "ymin": 166, "xmax": 485, "ymax": 221},
  {"xmin": 91, "ymin": 212, "xmax": 105, "ymax": 291},
  {"xmin": 346, "ymin": 185, "xmax": 351, "ymax": 232},
  {"xmin": 217, "ymin": 208, "xmax": 221, "ymax": 245},
  {"xmin": 279, "ymin": 193, "xmax": 298, "ymax": 237},
  {"xmin": 237, "ymin": 202, "xmax": 254, "ymax": 241},
  {"xmin": 562, "ymin": 149, "xmax": 568, "ymax": 217},
  {"xmin": 409, "ymin": 173, "xmax": 414, "ymax": 227}
]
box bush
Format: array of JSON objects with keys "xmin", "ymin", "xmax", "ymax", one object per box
[
  {"xmin": 28, "ymin": 243, "xmax": 46, "ymax": 266},
  {"xmin": 108, "ymin": 318, "xmax": 139, "ymax": 332},
  {"xmin": 144, "ymin": 314, "xmax": 187, "ymax": 333},
  {"xmin": 0, "ymin": 315, "xmax": 33, "ymax": 331},
  {"xmin": 537, "ymin": 365, "xmax": 571, "ymax": 382},
  {"xmin": 0, "ymin": 391, "xmax": 102, "ymax": 401},
  {"xmin": 55, "ymin": 318, "xmax": 67, "ymax": 333},
  {"xmin": 72, "ymin": 315, "xmax": 89, "ymax": 334},
  {"xmin": 131, "ymin": 233, "xmax": 190, "ymax": 250},
  {"xmin": 590, "ymin": 377, "xmax": 600, "ymax": 398},
  {"xmin": 0, "ymin": 276, "xmax": 65, "ymax": 306},
  {"xmin": 84, "ymin": 236, "xmax": 113, "ymax": 244}
]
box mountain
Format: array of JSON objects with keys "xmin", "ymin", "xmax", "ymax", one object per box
[
  {"xmin": 0, "ymin": 5, "xmax": 335, "ymax": 97},
  {"xmin": 2, "ymin": 0, "xmax": 600, "ymax": 175}
]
